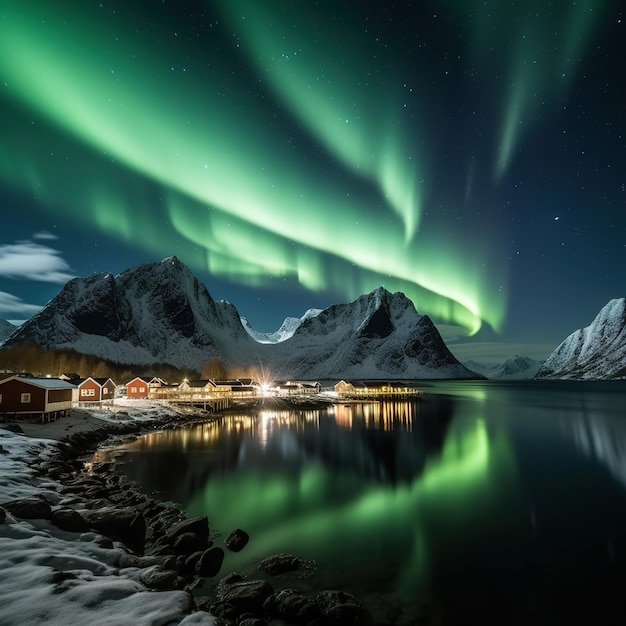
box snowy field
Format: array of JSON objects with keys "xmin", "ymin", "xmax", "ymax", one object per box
[{"xmin": 0, "ymin": 401, "xmax": 217, "ymax": 626}]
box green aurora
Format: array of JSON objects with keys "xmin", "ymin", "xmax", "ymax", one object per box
[{"xmin": 0, "ymin": 0, "xmax": 615, "ymax": 334}]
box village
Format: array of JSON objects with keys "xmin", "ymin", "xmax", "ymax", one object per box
[{"xmin": 0, "ymin": 373, "xmax": 423, "ymax": 423}]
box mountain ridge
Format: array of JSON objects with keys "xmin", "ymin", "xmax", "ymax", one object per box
[
  {"xmin": 535, "ymin": 298, "xmax": 626, "ymax": 380},
  {"xmin": 3, "ymin": 257, "xmax": 481, "ymax": 379}
]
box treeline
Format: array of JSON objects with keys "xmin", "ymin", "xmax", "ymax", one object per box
[
  {"xmin": 0, "ymin": 343, "xmax": 269, "ymax": 384},
  {"xmin": 0, "ymin": 343, "xmax": 199, "ymax": 383}
]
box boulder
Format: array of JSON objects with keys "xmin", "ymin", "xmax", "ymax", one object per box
[
  {"xmin": 264, "ymin": 588, "xmax": 320, "ymax": 622},
  {"xmin": 218, "ymin": 580, "xmax": 274, "ymax": 615},
  {"xmin": 137, "ymin": 566, "xmax": 184, "ymax": 591},
  {"xmin": 172, "ymin": 531, "xmax": 208, "ymax": 555},
  {"xmin": 224, "ymin": 528, "xmax": 249, "ymax": 552},
  {"xmin": 316, "ymin": 590, "xmax": 373, "ymax": 625},
  {"xmin": 166, "ymin": 515, "xmax": 209, "ymax": 544},
  {"xmin": 2, "ymin": 497, "xmax": 52, "ymax": 520},
  {"xmin": 82, "ymin": 506, "xmax": 146, "ymax": 554},
  {"xmin": 196, "ymin": 546, "xmax": 224, "ymax": 577},
  {"xmin": 51, "ymin": 508, "xmax": 90, "ymax": 533},
  {"xmin": 258, "ymin": 553, "xmax": 303, "ymax": 576}
]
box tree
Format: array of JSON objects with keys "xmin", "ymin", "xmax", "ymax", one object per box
[{"xmin": 201, "ymin": 358, "xmax": 226, "ymax": 379}]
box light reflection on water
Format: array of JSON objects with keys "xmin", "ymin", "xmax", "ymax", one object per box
[{"xmin": 96, "ymin": 381, "xmax": 626, "ymax": 625}]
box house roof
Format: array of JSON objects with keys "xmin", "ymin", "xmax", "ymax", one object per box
[
  {"xmin": 78, "ymin": 377, "xmax": 115, "ymax": 387},
  {"xmin": 126, "ymin": 376, "xmax": 149, "ymax": 384},
  {"xmin": 184, "ymin": 379, "xmax": 213, "ymax": 388},
  {"xmin": 0, "ymin": 375, "xmax": 76, "ymax": 390}
]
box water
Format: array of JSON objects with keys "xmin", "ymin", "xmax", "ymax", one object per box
[{"xmin": 97, "ymin": 381, "xmax": 626, "ymax": 625}]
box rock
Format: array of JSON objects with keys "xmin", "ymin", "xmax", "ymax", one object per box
[
  {"xmin": 1, "ymin": 424, "xmax": 23, "ymax": 434},
  {"xmin": 0, "ymin": 507, "xmax": 5, "ymax": 524},
  {"xmin": 82, "ymin": 506, "xmax": 146, "ymax": 554},
  {"xmin": 238, "ymin": 617, "xmax": 267, "ymax": 626},
  {"xmin": 218, "ymin": 580, "xmax": 274, "ymax": 615},
  {"xmin": 194, "ymin": 595, "xmax": 213, "ymax": 612},
  {"xmin": 2, "ymin": 497, "xmax": 52, "ymax": 520},
  {"xmin": 315, "ymin": 590, "xmax": 373, "ymax": 625},
  {"xmin": 50, "ymin": 508, "xmax": 90, "ymax": 533},
  {"xmin": 224, "ymin": 528, "xmax": 249, "ymax": 552},
  {"xmin": 137, "ymin": 566, "xmax": 184, "ymax": 591},
  {"xmin": 172, "ymin": 531, "xmax": 208, "ymax": 555},
  {"xmin": 264, "ymin": 588, "xmax": 320, "ymax": 622},
  {"xmin": 146, "ymin": 543, "xmax": 175, "ymax": 557},
  {"xmin": 258, "ymin": 553, "xmax": 303, "ymax": 576},
  {"xmin": 208, "ymin": 601, "xmax": 238, "ymax": 621},
  {"xmin": 184, "ymin": 550, "xmax": 203, "ymax": 574},
  {"xmin": 219, "ymin": 572, "xmax": 245, "ymax": 586},
  {"xmin": 196, "ymin": 546, "xmax": 224, "ymax": 577},
  {"xmin": 166, "ymin": 515, "xmax": 210, "ymax": 544}
]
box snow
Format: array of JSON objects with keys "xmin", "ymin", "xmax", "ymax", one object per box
[
  {"xmin": 465, "ymin": 355, "xmax": 541, "ymax": 380},
  {"xmin": 3, "ymin": 257, "xmax": 478, "ymax": 379},
  {"xmin": 241, "ymin": 308, "xmax": 322, "ymax": 344},
  {"xmin": 536, "ymin": 298, "xmax": 626, "ymax": 380},
  {"xmin": 0, "ymin": 405, "xmax": 217, "ymax": 626}
]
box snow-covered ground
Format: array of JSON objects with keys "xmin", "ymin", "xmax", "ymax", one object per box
[{"xmin": 0, "ymin": 402, "xmax": 217, "ymax": 626}]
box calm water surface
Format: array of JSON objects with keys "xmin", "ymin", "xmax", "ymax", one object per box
[{"xmin": 98, "ymin": 381, "xmax": 626, "ymax": 625}]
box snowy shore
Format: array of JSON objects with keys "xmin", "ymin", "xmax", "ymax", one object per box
[
  {"xmin": 0, "ymin": 401, "xmax": 373, "ymax": 626},
  {"xmin": 0, "ymin": 401, "xmax": 218, "ymax": 626}
]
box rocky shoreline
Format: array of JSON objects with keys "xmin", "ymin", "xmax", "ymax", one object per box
[{"xmin": 2, "ymin": 410, "xmax": 374, "ymax": 626}]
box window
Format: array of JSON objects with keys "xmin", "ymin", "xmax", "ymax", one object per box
[
  {"xmin": 21, "ymin": 393, "xmax": 31, "ymax": 404},
  {"xmin": 131, "ymin": 386, "xmax": 137, "ymax": 393},
  {"xmin": 81, "ymin": 388, "xmax": 95, "ymax": 397},
  {"xmin": 103, "ymin": 387, "xmax": 108, "ymax": 395},
  {"xmin": 139, "ymin": 387, "xmax": 145, "ymax": 393}
]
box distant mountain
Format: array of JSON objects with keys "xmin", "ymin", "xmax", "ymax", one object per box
[
  {"xmin": 464, "ymin": 355, "xmax": 540, "ymax": 380},
  {"xmin": 535, "ymin": 298, "xmax": 626, "ymax": 380},
  {"xmin": 2, "ymin": 257, "xmax": 480, "ymax": 379},
  {"xmin": 242, "ymin": 308, "xmax": 322, "ymax": 344},
  {"xmin": 491, "ymin": 355, "xmax": 540, "ymax": 379},
  {"xmin": 0, "ymin": 319, "xmax": 16, "ymax": 342}
]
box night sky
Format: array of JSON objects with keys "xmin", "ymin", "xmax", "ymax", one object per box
[{"xmin": 0, "ymin": 0, "xmax": 624, "ymax": 365}]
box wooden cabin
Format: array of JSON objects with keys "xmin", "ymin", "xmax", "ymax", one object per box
[
  {"xmin": 126, "ymin": 376, "xmax": 149, "ymax": 399},
  {"xmin": 77, "ymin": 377, "xmax": 116, "ymax": 402},
  {"xmin": 0, "ymin": 375, "xmax": 76, "ymax": 422}
]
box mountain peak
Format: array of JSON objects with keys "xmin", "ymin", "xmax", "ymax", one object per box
[
  {"xmin": 536, "ymin": 297, "xmax": 626, "ymax": 380},
  {"xmin": 2, "ymin": 258, "xmax": 479, "ymax": 379}
]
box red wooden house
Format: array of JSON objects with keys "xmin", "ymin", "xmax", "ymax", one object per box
[
  {"xmin": 126, "ymin": 376, "xmax": 149, "ymax": 399},
  {"xmin": 0, "ymin": 375, "xmax": 76, "ymax": 422},
  {"xmin": 77, "ymin": 377, "xmax": 116, "ymax": 402}
]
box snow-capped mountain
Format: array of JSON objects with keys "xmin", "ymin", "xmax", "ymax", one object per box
[
  {"xmin": 535, "ymin": 298, "xmax": 626, "ymax": 380},
  {"xmin": 0, "ymin": 319, "xmax": 16, "ymax": 342},
  {"xmin": 242, "ymin": 308, "xmax": 322, "ymax": 344},
  {"xmin": 465, "ymin": 355, "xmax": 541, "ymax": 380},
  {"xmin": 259, "ymin": 286, "xmax": 479, "ymax": 379},
  {"xmin": 2, "ymin": 257, "xmax": 256, "ymax": 369},
  {"xmin": 2, "ymin": 257, "xmax": 479, "ymax": 379}
]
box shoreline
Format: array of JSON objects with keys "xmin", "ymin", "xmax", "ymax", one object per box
[{"xmin": 1, "ymin": 401, "xmax": 374, "ymax": 625}]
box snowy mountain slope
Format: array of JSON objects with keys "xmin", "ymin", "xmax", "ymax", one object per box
[
  {"xmin": 490, "ymin": 355, "xmax": 540, "ymax": 379},
  {"xmin": 0, "ymin": 319, "xmax": 16, "ymax": 342},
  {"xmin": 242, "ymin": 308, "xmax": 322, "ymax": 344},
  {"xmin": 535, "ymin": 298, "xmax": 626, "ymax": 380},
  {"xmin": 465, "ymin": 355, "xmax": 540, "ymax": 380},
  {"xmin": 2, "ymin": 257, "xmax": 257, "ymax": 369},
  {"xmin": 259, "ymin": 287, "xmax": 480, "ymax": 379},
  {"xmin": 2, "ymin": 258, "xmax": 480, "ymax": 379}
]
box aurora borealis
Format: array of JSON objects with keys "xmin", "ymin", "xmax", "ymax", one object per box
[{"xmin": 0, "ymin": 0, "xmax": 624, "ymax": 358}]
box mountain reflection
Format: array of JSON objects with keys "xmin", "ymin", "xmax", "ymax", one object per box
[{"xmin": 564, "ymin": 402, "xmax": 626, "ymax": 488}]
